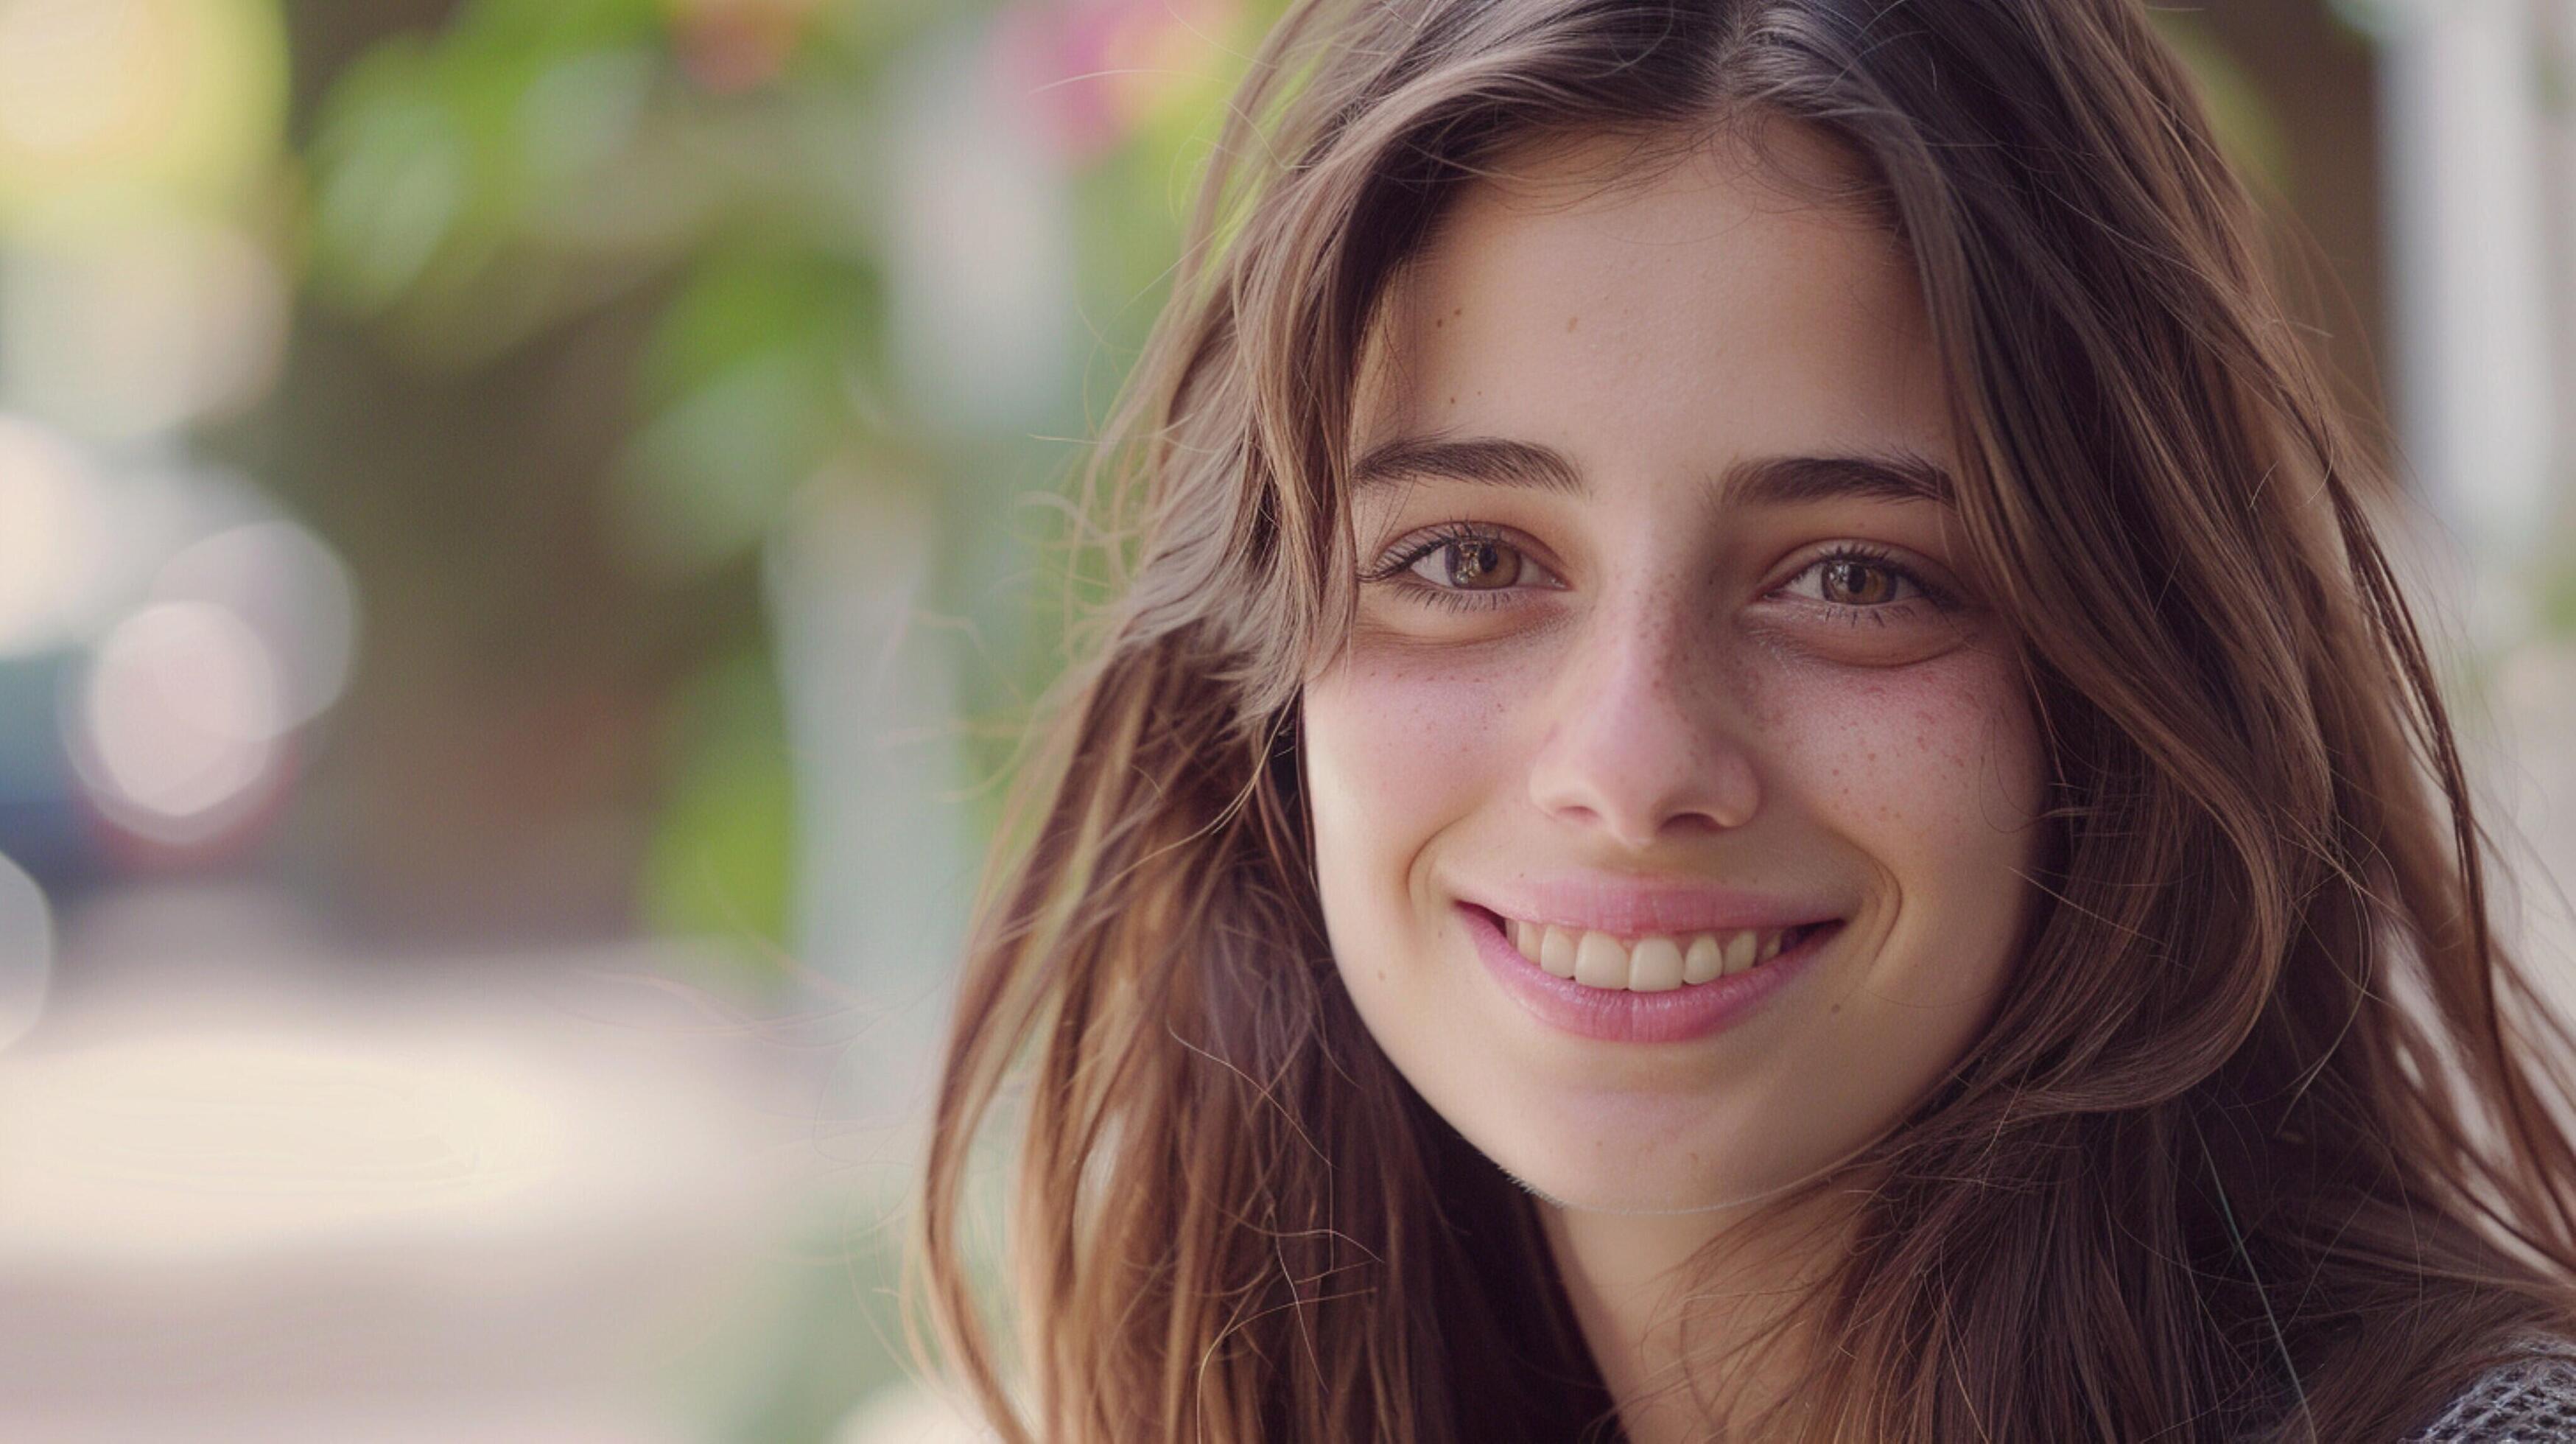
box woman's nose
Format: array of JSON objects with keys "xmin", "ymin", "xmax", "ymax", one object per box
[{"xmin": 1524, "ymin": 608, "xmax": 1761, "ymax": 849}]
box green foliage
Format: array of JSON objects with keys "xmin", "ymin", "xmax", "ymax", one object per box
[
  {"xmin": 2540, "ymin": 544, "xmax": 2576, "ymax": 641},
  {"xmin": 640, "ymin": 648, "xmax": 797, "ymax": 956},
  {"xmin": 298, "ymin": 0, "xmax": 1282, "ymax": 968},
  {"xmin": 617, "ymin": 245, "xmax": 891, "ymax": 578},
  {"xmin": 305, "ymin": 0, "xmax": 941, "ymax": 362}
]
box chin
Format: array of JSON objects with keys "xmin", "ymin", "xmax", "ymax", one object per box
[
  {"xmin": 1390, "ymin": 1043, "xmax": 1811, "ymax": 1215},
  {"xmin": 1505, "ymin": 1167, "xmax": 1751, "ymax": 1216}
]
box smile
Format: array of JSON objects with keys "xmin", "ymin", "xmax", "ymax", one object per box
[
  {"xmin": 1497, "ymin": 916, "xmax": 1819, "ymax": 992},
  {"xmin": 1458, "ymin": 902, "xmax": 1842, "ymax": 1045}
]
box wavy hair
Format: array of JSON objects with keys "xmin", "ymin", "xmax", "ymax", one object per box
[{"xmin": 908, "ymin": 0, "xmax": 2576, "ymax": 1437}]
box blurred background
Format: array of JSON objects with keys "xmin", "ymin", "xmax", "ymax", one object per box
[{"xmin": 0, "ymin": 0, "xmax": 2570, "ymax": 1440}]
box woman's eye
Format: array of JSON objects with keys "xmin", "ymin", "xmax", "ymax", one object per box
[
  {"xmin": 1779, "ymin": 550, "xmax": 1942, "ymax": 611},
  {"xmin": 1363, "ymin": 526, "xmax": 1561, "ymax": 609},
  {"xmin": 1408, "ymin": 536, "xmax": 1531, "ymax": 590}
]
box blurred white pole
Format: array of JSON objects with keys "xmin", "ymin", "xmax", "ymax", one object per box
[
  {"xmin": 762, "ymin": 15, "xmax": 1077, "ymax": 1136},
  {"xmin": 763, "ymin": 476, "xmax": 976, "ymax": 1129},
  {"xmin": 2365, "ymin": 0, "xmax": 2576, "ymax": 998},
  {"xmin": 883, "ymin": 26, "xmax": 1076, "ymax": 435},
  {"xmin": 2541, "ymin": 1, "xmax": 2576, "ymax": 547},
  {"xmin": 2370, "ymin": 0, "xmax": 2558, "ymax": 631}
]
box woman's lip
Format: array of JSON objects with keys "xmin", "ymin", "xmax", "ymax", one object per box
[
  {"xmin": 1453, "ymin": 877, "xmax": 1842, "ymax": 937},
  {"xmin": 1459, "ymin": 902, "xmax": 1834, "ymax": 1045}
]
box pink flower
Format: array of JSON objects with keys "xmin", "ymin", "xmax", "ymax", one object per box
[{"xmin": 989, "ymin": 0, "xmax": 1240, "ymax": 165}]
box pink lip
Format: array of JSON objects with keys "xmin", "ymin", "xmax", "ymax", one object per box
[
  {"xmin": 1456, "ymin": 874, "xmax": 1843, "ymax": 938},
  {"xmin": 1459, "ymin": 901, "xmax": 1836, "ymax": 1044}
]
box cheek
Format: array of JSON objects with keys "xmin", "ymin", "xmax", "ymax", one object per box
[
  {"xmin": 1300, "ymin": 641, "xmax": 1524, "ymax": 875},
  {"xmin": 1300, "ymin": 641, "xmax": 1535, "ymax": 1056},
  {"xmin": 1769, "ymin": 642, "xmax": 2046, "ymax": 991},
  {"xmin": 1777, "ymin": 646, "xmax": 2039, "ymax": 831}
]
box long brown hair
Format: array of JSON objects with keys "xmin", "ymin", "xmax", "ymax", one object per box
[{"xmin": 907, "ymin": 0, "xmax": 2576, "ymax": 1437}]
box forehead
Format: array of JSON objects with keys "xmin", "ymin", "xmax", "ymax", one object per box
[{"xmin": 1350, "ymin": 125, "xmax": 1948, "ymax": 474}]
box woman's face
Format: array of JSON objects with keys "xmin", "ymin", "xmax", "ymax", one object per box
[{"xmin": 1300, "ymin": 129, "xmax": 2049, "ymax": 1213}]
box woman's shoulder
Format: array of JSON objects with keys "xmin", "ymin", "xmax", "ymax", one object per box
[{"xmin": 2398, "ymin": 1332, "xmax": 2576, "ymax": 1443}]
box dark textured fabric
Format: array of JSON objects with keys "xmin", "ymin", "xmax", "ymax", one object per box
[{"xmin": 2398, "ymin": 1336, "xmax": 2576, "ymax": 1443}]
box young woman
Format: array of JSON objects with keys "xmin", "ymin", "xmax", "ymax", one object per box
[{"xmin": 909, "ymin": 0, "xmax": 2576, "ymax": 1438}]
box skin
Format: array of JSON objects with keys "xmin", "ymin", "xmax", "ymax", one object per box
[{"xmin": 1298, "ymin": 125, "xmax": 2049, "ymax": 1439}]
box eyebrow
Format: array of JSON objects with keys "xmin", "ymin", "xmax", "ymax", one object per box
[{"xmin": 1347, "ymin": 435, "xmax": 1957, "ymax": 509}]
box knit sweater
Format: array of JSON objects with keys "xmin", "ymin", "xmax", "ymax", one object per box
[{"xmin": 2398, "ymin": 1336, "xmax": 2576, "ymax": 1443}]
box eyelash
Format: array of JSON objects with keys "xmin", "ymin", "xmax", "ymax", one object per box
[{"xmin": 1359, "ymin": 524, "xmax": 1957, "ymax": 620}]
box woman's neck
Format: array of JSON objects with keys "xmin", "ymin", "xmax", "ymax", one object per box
[{"xmin": 1540, "ymin": 1192, "xmax": 1856, "ymax": 1443}]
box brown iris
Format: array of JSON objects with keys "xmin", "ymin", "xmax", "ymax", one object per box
[
  {"xmin": 1442, "ymin": 538, "xmax": 1520, "ymax": 589},
  {"xmin": 1818, "ymin": 558, "xmax": 1899, "ymax": 605}
]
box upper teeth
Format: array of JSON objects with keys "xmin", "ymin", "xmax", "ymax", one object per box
[{"xmin": 1503, "ymin": 918, "xmax": 1800, "ymax": 992}]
